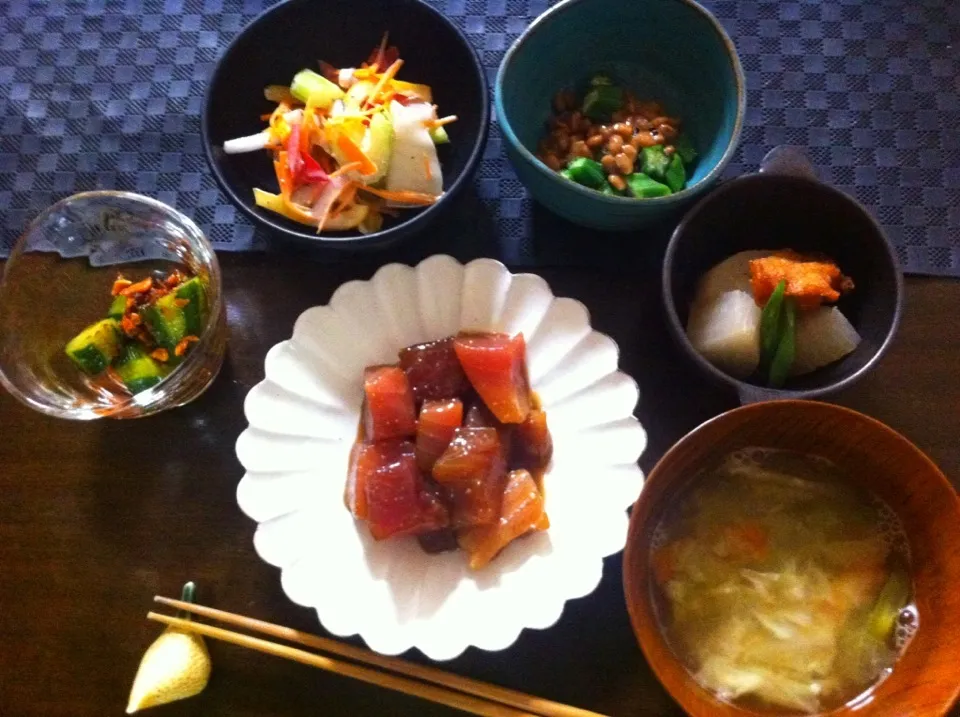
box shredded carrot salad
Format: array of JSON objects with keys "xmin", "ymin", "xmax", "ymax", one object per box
[{"xmin": 222, "ymin": 33, "xmax": 457, "ymax": 234}]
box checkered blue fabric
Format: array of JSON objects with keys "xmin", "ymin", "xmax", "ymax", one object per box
[{"xmin": 1, "ymin": 0, "xmax": 958, "ymax": 275}]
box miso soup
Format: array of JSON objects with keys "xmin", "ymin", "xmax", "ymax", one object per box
[{"xmin": 650, "ymin": 448, "xmax": 917, "ymax": 714}]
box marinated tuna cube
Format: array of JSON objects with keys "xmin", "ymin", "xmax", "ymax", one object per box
[
  {"xmin": 513, "ymin": 409, "xmax": 553, "ymax": 471},
  {"xmin": 416, "ymin": 480, "xmax": 451, "ymax": 535},
  {"xmin": 344, "ymin": 441, "xmax": 368, "ymax": 519},
  {"xmin": 432, "ymin": 427, "xmax": 505, "ymax": 528},
  {"xmin": 416, "ymin": 398, "xmax": 463, "ymax": 471},
  {"xmin": 362, "ymin": 441, "xmax": 449, "ymax": 540},
  {"xmin": 363, "ymin": 366, "xmax": 417, "ymax": 442},
  {"xmin": 464, "ymin": 400, "xmax": 514, "ymax": 462},
  {"xmin": 399, "ymin": 337, "xmax": 470, "ymax": 402},
  {"xmin": 464, "ymin": 401, "xmax": 498, "ymax": 428},
  {"xmin": 453, "ymin": 333, "xmax": 531, "ymax": 424},
  {"xmin": 458, "ymin": 469, "xmax": 549, "ymax": 570},
  {"xmin": 417, "ymin": 528, "xmax": 459, "ymax": 554}
]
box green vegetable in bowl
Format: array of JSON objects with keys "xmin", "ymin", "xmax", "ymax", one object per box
[
  {"xmin": 626, "ymin": 173, "xmax": 671, "ymax": 198},
  {"xmin": 143, "ymin": 293, "xmax": 189, "ymax": 356},
  {"xmin": 759, "ymin": 279, "xmax": 788, "ymax": 367},
  {"xmin": 582, "ymin": 82, "xmax": 623, "ymax": 121},
  {"xmin": 65, "ymin": 319, "xmax": 123, "ymax": 375},
  {"xmin": 114, "ymin": 342, "xmax": 168, "ymax": 395},
  {"xmin": 675, "ymin": 133, "xmax": 698, "ymax": 164},
  {"xmin": 664, "ymin": 154, "xmax": 687, "ymax": 193},
  {"xmin": 641, "ymin": 145, "xmax": 671, "ymax": 180},
  {"xmin": 174, "ymin": 277, "xmax": 208, "ymax": 337},
  {"xmin": 107, "ymin": 295, "xmax": 127, "ymax": 321},
  {"xmin": 869, "ymin": 571, "xmax": 912, "ymax": 642},
  {"xmin": 768, "ymin": 300, "xmax": 796, "ymax": 388},
  {"xmin": 757, "ymin": 278, "xmax": 798, "ymax": 388},
  {"xmin": 429, "ymin": 125, "xmax": 450, "ymax": 145},
  {"xmin": 289, "ymin": 69, "xmax": 344, "ymax": 109},
  {"xmin": 560, "ymin": 157, "xmax": 606, "ymax": 189}
]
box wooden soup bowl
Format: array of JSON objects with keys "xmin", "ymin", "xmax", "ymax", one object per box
[{"xmin": 624, "ymin": 400, "xmax": 960, "ymax": 716}]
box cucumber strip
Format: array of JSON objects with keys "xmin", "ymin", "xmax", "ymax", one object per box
[
  {"xmin": 107, "ymin": 295, "xmax": 127, "ymax": 321},
  {"xmin": 290, "ymin": 69, "xmax": 344, "ymax": 109},
  {"xmin": 174, "ymin": 277, "xmax": 208, "ymax": 337},
  {"xmin": 65, "ymin": 319, "xmax": 122, "ymax": 375},
  {"xmin": 143, "ymin": 293, "xmax": 187, "ymax": 352},
  {"xmin": 429, "ymin": 125, "xmax": 449, "ymax": 145},
  {"xmin": 114, "ymin": 342, "xmax": 168, "ymax": 395}
]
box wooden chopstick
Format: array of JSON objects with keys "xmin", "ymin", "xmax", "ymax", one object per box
[
  {"xmin": 153, "ymin": 597, "xmax": 608, "ymax": 717},
  {"xmin": 148, "ymin": 612, "xmax": 530, "ymax": 717}
]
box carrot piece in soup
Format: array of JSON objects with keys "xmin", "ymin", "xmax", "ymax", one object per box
[
  {"xmin": 458, "ymin": 469, "xmax": 549, "ymax": 570},
  {"xmin": 453, "ymin": 333, "xmax": 531, "ymax": 424},
  {"xmin": 363, "ymin": 366, "xmax": 417, "ymax": 442},
  {"xmin": 721, "ymin": 521, "xmax": 770, "ymax": 562},
  {"xmin": 431, "ymin": 427, "xmax": 505, "ymax": 528}
]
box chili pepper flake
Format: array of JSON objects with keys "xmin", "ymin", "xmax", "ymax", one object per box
[
  {"xmin": 150, "ymin": 348, "xmax": 170, "ymax": 362},
  {"xmin": 121, "ymin": 313, "xmax": 143, "ymax": 337},
  {"xmin": 112, "ymin": 278, "xmax": 133, "ymax": 296},
  {"xmin": 119, "ymin": 277, "xmax": 154, "ymax": 297},
  {"xmin": 174, "ymin": 335, "xmax": 200, "ymax": 357}
]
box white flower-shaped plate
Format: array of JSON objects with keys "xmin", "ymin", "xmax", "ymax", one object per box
[{"xmin": 235, "ymin": 256, "xmax": 646, "ymax": 660}]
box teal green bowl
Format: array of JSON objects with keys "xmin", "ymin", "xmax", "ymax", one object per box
[{"xmin": 495, "ymin": 0, "xmax": 745, "ymax": 231}]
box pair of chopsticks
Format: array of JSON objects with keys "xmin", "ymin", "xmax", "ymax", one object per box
[{"xmin": 149, "ymin": 597, "xmax": 609, "ymax": 717}]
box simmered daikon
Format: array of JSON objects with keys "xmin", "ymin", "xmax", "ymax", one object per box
[{"xmin": 686, "ymin": 250, "xmax": 861, "ymax": 386}]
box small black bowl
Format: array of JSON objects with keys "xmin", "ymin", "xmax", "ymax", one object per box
[
  {"xmin": 202, "ymin": 0, "xmax": 489, "ymax": 250},
  {"xmin": 663, "ymin": 146, "xmax": 903, "ymax": 402}
]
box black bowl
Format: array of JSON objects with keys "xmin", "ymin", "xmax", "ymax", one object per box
[
  {"xmin": 663, "ymin": 147, "xmax": 903, "ymax": 402},
  {"xmin": 202, "ymin": 0, "xmax": 489, "ymax": 250}
]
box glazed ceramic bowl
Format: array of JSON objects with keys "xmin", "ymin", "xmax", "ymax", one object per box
[
  {"xmin": 204, "ymin": 0, "xmax": 489, "ymax": 250},
  {"xmin": 624, "ymin": 400, "xmax": 960, "ymax": 717},
  {"xmin": 495, "ymin": 0, "xmax": 744, "ymax": 230},
  {"xmin": 235, "ymin": 256, "xmax": 647, "ymax": 660},
  {"xmin": 663, "ymin": 147, "xmax": 903, "ymax": 403}
]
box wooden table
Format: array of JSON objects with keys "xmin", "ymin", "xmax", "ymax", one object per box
[{"xmin": 1, "ymin": 249, "xmax": 957, "ymax": 717}]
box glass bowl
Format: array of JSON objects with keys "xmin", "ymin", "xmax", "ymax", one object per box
[{"xmin": 0, "ymin": 191, "xmax": 227, "ymax": 420}]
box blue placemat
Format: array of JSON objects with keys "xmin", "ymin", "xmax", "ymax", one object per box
[{"xmin": 1, "ymin": 0, "xmax": 958, "ymax": 276}]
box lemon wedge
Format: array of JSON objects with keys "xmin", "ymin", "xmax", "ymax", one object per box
[{"xmin": 126, "ymin": 582, "xmax": 211, "ymax": 713}]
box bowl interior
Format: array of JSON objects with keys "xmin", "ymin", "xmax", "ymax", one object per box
[
  {"xmin": 624, "ymin": 401, "xmax": 960, "ymax": 716},
  {"xmin": 665, "ymin": 174, "xmax": 902, "ymax": 394},
  {"xmin": 204, "ymin": 0, "xmax": 487, "ymax": 246},
  {"xmin": 498, "ymin": 0, "xmax": 742, "ymax": 194}
]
